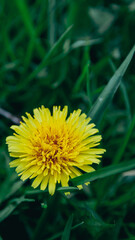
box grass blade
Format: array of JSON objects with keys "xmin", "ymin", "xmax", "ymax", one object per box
[
  {"xmin": 71, "ymin": 159, "xmax": 135, "ymax": 186},
  {"xmin": 0, "ymin": 180, "xmax": 24, "ymax": 204},
  {"xmin": 72, "ymin": 61, "xmax": 90, "ymax": 93},
  {"xmin": 0, "ymin": 204, "xmax": 17, "ymax": 223},
  {"xmin": 48, "ymin": 0, "xmax": 56, "ymax": 46},
  {"xmin": 109, "ymin": 58, "xmax": 132, "ymax": 124},
  {"xmin": 0, "ymin": 196, "xmax": 34, "ymax": 222},
  {"xmin": 27, "ymin": 25, "xmax": 73, "ymax": 82},
  {"xmin": 25, "ymin": 186, "xmax": 79, "ymax": 196},
  {"xmin": 13, "ymin": 0, "xmax": 45, "ymax": 58},
  {"xmin": 89, "ymin": 45, "xmax": 135, "ymax": 124},
  {"xmin": 48, "ymin": 221, "xmax": 84, "ymax": 240},
  {"xmin": 57, "ymin": 186, "xmax": 79, "ymax": 193},
  {"xmin": 120, "ymin": 82, "xmax": 132, "ymax": 124},
  {"xmin": 104, "ymin": 187, "xmax": 135, "ymax": 208},
  {"xmin": 61, "ymin": 214, "xmax": 73, "ymax": 240},
  {"xmin": 13, "ymin": 0, "xmax": 35, "ymax": 38},
  {"xmin": 113, "ymin": 114, "xmax": 135, "ymax": 164}
]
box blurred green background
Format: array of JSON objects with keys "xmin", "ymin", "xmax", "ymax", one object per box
[{"xmin": 0, "ymin": 0, "xmax": 135, "ymax": 239}]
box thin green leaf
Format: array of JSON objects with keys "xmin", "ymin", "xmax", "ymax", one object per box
[
  {"xmin": 72, "ymin": 61, "xmax": 90, "ymax": 93},
  {"xmin": 71, "ymin": 159, "xmax": 135, "ymax": 186},
  {"xmin": 47, "ymin": 221, "xmax": 84, "ymax": 240},
  {"xmin": 89, "ymin": 45, "xmax": 135, "ymax": 124},
  {"xmin": 61, "ymin": 214, "xmax": 73, "ymax": 240},
  {"xmin": 3, "ymin": 29, "xmax": 16, "ymax": 61},
  {"xmin": 104, "ymin": 187, "xmax": 135, "ymax": 208},
  {"xmin": 27, "ymin": 25, "xmax": 73, "ymax": 82},
  {"xmin": 113, "ymin": 114, "xmax": 135, "ymax": 164},
  {"xmin": 48, "ymin": 0, "xmax": 56, "ymax": 46},
  {"xmin": 92, "ymin": 57, "xmax": 109, "ymax": 75},
  {"xmin": 86, "ymin": 68, "xmax": 92, "ymax": 108},
  {"xmin": 13, "ymin": 0, "xmax": 45, "ymax": 58},
  {"xmin": 109, "ymin": 58, "xmax": 132, "ymax": 123},
  {"xmin": 120, "ymin": 82, "xmax": 132, "ymax": 123},
  {"xmin": 0, "ymin": 196, "xmax": 34, "ymax": 222},
  {"xmin": 25, "ymin": 186, "xmax": 79, "ymax": 197},
  {"xmin": 48, "ymin": 38, "xmax": 101, "ymax": 65},
  {"xmin": 0, "ymin": 180, "xmax": 24, "ymax": 204},
  {"xmin": 0, "ymin": 173, "xmax": 19, "ymax": 204},
  {"xmin": 13, "ymin": 0, "xmax": 35, "ymax": 37},
  {"xmin": 57, "ymin": 186, "xmax": 79, "ymax": 193}
]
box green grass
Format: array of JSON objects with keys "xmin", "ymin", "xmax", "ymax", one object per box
[{"xmin": 0, "ymin": 0, "xmax": 135, "ymax": 240}]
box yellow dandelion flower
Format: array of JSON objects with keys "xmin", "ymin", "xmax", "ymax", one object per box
[{"xmin": 6, "ymin": 106, "xmax": 105, "ymax": 195}]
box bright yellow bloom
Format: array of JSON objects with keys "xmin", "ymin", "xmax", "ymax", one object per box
[{"xmin": 6, "ymin": 106, "xmax": 105, "ymax": 195}]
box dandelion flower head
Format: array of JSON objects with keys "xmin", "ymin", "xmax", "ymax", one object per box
[{"xmin": 6, "ymin": 106, "xmax": 105, "ymax": 195}]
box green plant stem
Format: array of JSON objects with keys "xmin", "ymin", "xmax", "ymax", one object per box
[
  {"xmin": 27, "ymin": 25, "xmax": 73, "ymax": 82},
  {"xmin": 113, "ymin": 114, "xmax": 135, "ymax": 164},
  {"xmin": 32, "ymin": 207, "xmax": 47, "ymax": 240},
  {"xmin": 48, "ymin": 0, "xmax": 56, "ymax": 46}
]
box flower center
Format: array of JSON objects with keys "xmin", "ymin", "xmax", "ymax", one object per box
[{"xmin": 30, "ymin": 126, "xmax": 78, "ymax": 174}]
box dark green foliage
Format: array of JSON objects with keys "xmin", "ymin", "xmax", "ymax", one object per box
[{"xmin": 0, "ymin": 0, "xmax": 135, "ymax": 239}]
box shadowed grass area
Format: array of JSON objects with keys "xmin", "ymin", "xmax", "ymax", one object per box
[{"xmin": 0, "ymin": 1, "xmax": 135, "ymax": 240}]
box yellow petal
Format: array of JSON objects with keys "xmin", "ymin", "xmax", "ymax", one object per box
[
  {"xmin": 9, "ymin": 159, "xmax": 21, "ymax": 167},
  {"xmin": 48, "ymin": 175, "xmax": 56, "ymax": 195},
  {"xmin": 32, "ymin": 174, "xmax": 44, "ymax": 188},
  {"xmin": 61, "ymin": 172, "xmax": 69, "ymax": 187},
  {"xmin": 21, "ymin": 169, "xmax": 33, "ymax": 181},
  {"xmin": 40, "ymin": 175, "xmax": 49, "ymax": 190},
  {"xmin": 78, "ymin": 165, "xmax": 95, "ymax": 173}
]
